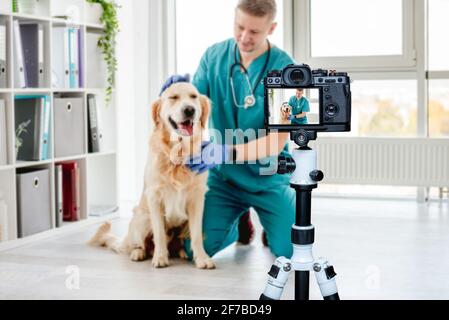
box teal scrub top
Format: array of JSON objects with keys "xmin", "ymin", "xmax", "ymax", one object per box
[
  {"xmin": 193, "ymin": 38, "xmax": 295, "ymax": 193},
  {"xmin": 288, "ymin": 96, "xmax": 310, "ymax": 125}
]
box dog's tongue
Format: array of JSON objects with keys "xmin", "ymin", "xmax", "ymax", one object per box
[{"xmin": 178, "ymin": 123, "xmax": 194, "ymax": 136}]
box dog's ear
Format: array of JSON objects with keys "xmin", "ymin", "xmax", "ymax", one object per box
[
  {"xmin": 199, "ymin": 95, "xmax": 211, "ymax": 129},
  {"xmin": 151, "ymin": 98, "xmax": 162, "ymax": 126}
]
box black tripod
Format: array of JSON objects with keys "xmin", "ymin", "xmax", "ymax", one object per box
[{"xmin": 260, "ymin": 130, "xmax": 340, "ymax": 300}]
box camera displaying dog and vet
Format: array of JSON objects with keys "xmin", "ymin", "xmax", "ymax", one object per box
[{"xmin": 264, "ymin": 64, "xmax": 352, "ymax": 133}]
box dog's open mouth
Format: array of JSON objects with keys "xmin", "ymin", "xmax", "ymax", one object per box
[{"xmin": 169, "ymin": 117, "xmax": 194, "ymax": 136}]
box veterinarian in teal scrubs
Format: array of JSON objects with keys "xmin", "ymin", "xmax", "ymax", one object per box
[
  {"xmin": 169, "ymin": 0, "xmax": 296, "ymax": 259},
  {"xmin": 289, "ymin": 89, "xmax": 310, "ymax": 125}
]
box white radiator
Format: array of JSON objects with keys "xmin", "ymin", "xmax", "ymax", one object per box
[{"xmin": 309, "ymin": 138, "xmax": 449, "ymax": 187}]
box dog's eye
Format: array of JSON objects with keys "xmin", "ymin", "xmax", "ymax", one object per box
[
  {"xmin": 190, "ymin": 94, "xmax": 198, "ymax": 99},
  {"xmin": 169, "ymin": 95, "xmax": 179, "ymax": 100}
]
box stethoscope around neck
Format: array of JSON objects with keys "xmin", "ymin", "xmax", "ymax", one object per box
[{"xmin": 229, "ymin": 40, "xmax": 271, "ymax": 109}]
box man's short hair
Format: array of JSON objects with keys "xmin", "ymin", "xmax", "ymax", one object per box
[{"xmin": 236, "ymin": 0, "xmax": 277, "ymax": 21}]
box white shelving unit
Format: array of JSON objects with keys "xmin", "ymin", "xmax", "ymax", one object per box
[{"xmin": 0, "ymin": 0, "xmax": 119, "ymax": 246}]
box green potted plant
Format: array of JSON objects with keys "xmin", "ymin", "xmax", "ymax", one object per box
[{"xmin": 86, "ymin": 0, "xmax": 120, "ymax": 106}]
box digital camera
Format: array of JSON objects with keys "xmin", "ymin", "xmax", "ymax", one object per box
[{"xmin": 264, "ymin": 64, "xmax": 352, "ymax": 133}]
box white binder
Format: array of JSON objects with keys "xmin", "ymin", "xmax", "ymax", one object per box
[
  {"xmin": 69, "ymin": 28, "xmax": 79, "ymax": 89},
  {"xmin": 52, "ymin": 27, "xmax": 70, "ymax": 88},
  {"xmin": 13, "ymin": 20, "xmax": 26, "ymax": 88},
  {"xmin": 0, "ymin": 99, "xmax": 7, "ymax": 166},
  {"xmin": 86, "ymin": 32, "xmax": 107, "ymax": 88},
  {"xmin": 55, "ymin": 164, "xmax": 63, "ymax": 227},
  {"xmin": 0, "ymin": 22, "xmax": 7, "ymax": 88}
]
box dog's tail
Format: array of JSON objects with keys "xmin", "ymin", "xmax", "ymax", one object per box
[{"xmin": 87, "ymin": 222, "xmax": 123, "ymax": 254}]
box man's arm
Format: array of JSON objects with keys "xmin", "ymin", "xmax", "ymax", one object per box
[
  {"xmin": 293, "ymin": 99, "xmax": 309, "ymax": 119},
  {"xmin": 234, "ymin": 132, "xmax": 289, "ymax": 162},
  {"xmin": 294, "ymin": 113, "xmax": 307, "ymax": 119}
]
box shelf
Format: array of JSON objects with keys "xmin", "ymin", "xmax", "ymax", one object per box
[
  {"xmin": 87, "ymin": 150, "xmax": 117, "ymax": 158},
  {"xmin": 14, "ymin": 89, "xmax": 53, "ymax": 94},
  {"xmin": 89, "ymin": 205, "xmax": 119, "ymax": 218},
  {"xmin": 85, "ymin": 22, "xmax": 104, "ymax": 31},
  {"xmin": 0, "ymin": 0, "xmax": 118, "ymax": 245},
  {"xmin": 12, "ymin": 13, "xmax": 52, "ymax": 22},
  {"xmin": 85, "ymin": 88, "xmax": 115, "ymax": 93},
  {"xmin": 54, "ymin": 154, "xmax": 87, "ymax": 163},
  {"xmin": 51, "ymin": 18, "xmax": 83, "ymax": 26},
  {"xmin": 15, "ymin": 160, "xmax": 53, "ymax": 169},
  {"xmin": 52, "ymin": 88, "xmax": 86, "ymax": 93},
  {"xmin": 4, "ymin": 88, "xmax": 102, "ymax": 94},
  {"xmin": 0, "ymin": 164, "xmax": 14, "ymax": 171},
  {"xmin": 11, "ymin": 88, "xmax": 104, "ymax": 93}
]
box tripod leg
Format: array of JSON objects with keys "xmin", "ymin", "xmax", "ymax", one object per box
[
  {"xmin": 313, "ymin": 258, "xmax": 340, "ymax": 300},
  {"xmin": 295, "ymin": 271, "xmax": 310, "ymax": 300},
  {"xmin": 260, "ymin": 257, "xmax": 292, "ymax": 300}
]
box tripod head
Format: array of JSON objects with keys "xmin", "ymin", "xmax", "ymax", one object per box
[
  {"xmin": 291, "ymin": 129, "xmax": 317, "ymax": 148},
  {"xmin": 277, "ymin": 130, "xmax": 324, "ymax": 185}
]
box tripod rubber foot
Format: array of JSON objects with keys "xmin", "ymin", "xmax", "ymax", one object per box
[
  {"xmin": 323, "ymin": 293, "xmax": 340, "ymax": 300},
  {"xmin": 260, "ymin": 294, "xmax": 275, "ymax": 301}
]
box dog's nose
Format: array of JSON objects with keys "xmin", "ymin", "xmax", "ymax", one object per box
[{"xmin": 183, "ymin": 106, "xmax": 196, "ymax": 118}]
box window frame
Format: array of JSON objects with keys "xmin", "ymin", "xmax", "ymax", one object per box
[
  {"xmin": 168, "ymin": 0, "xmax": 446, "ymax": 140},
  {"xmin": 293, "ymin": 0, "xmax": 416, "ymax": 71},
  {"xmin": 172, "ymin": 0, "xmax": 294, "ymax": 75}
]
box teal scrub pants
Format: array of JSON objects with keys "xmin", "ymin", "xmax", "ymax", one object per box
[{"xmin": 186, "ymin": 169, "xmax": 296, "ymax": 259}]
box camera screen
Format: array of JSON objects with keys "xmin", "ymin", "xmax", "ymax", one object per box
[{"xmin": 267, "ymin": 88, "xmax": 320, "ymax": 126}]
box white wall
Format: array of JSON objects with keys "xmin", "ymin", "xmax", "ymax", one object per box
[
  {"xmin": 116, "ymin": 0, "xmax": 152, "ymax": 203},
  {"xmin": 116, "ymin": 0, "xmax": 174, "ymax": 204}
]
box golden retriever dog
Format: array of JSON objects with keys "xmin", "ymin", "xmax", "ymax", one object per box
[
  {"xmin": 280, "ymin": 102, "xmax": 292, "ymax": 124},
  {"xmin": 88, "ymin": 82, "xmax": 215, "ymax": 269}
]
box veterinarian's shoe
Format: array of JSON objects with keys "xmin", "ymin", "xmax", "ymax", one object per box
[{"xmin": 237, "ymin": 211, "xmax": 255, "ymax": 245}]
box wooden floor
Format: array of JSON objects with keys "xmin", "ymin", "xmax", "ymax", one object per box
[{"xmin": 0, "ymin": 197, "xmax": 448, "ymax": 300}]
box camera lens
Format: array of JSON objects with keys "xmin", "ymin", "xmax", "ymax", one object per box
[
  {"xmin": 289, "ymin": 69, "xmax": 305, "ymax": 85},
  {"xmin": 325, "ymin": 104, "xmax": 339, "ymax": 118}
]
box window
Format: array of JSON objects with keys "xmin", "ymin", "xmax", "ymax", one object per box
[
  {"xmin": 429, "ymin": 80, "xmax": 449, "ymax": 138},
  {"xmin": 428, "ymin": 0, "xmax": 449, "ymax": 138},
  {"xmin": 175, "ymin": 0, "xmax": 284, "ymax": 76},
  {"xmin": 311, "ymin": 0, "xmax": 402, "ymax": 57},
  {"xmin": 428, "ymin": 0, "xmax": 449, "ymax": 71},
  {"xmin": 295, "ymin": 0, "xmax": 415, "ymax": 69},
  {"xmin": 351, "ymin": 80, "xmax": 417, "ymax": 137}
]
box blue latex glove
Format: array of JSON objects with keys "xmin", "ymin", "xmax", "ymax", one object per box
[
  {"xmin": 287, "ymin": 115, "xmax": 293, "ymax": 121},
  {"xmin": 159, "ymin": 74, "xmax": 191, "ymax": 96},
  {"xmin": 187, "ymin": 141, "xmax": 235, "ymax": 174}
]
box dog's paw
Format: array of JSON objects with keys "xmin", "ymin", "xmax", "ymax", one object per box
[
  {"xmin": 152, "ymin": 253, "xmax": 170, "ymax": 268},
  {"xmin": 195, "ymin": 255, "xmax": 215, "ymax": 270},
  {"xmin": 130, "ymin": 248, "xmax": 146, "ymax": 262}
]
